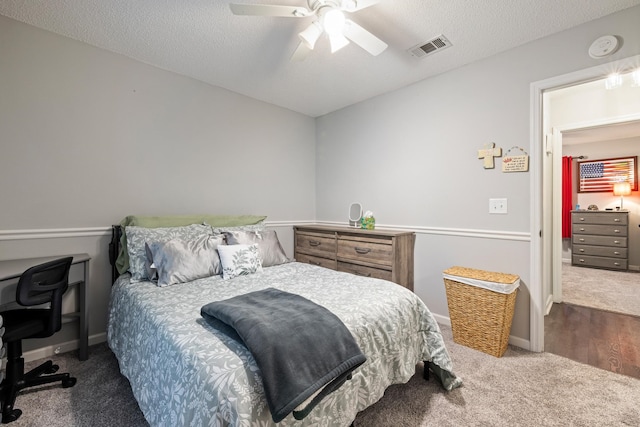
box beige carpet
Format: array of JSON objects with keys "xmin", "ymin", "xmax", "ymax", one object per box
[
  {"xmin": 562, "ymin": 263, "xmax": 640, "ymax": 317},
  {"xmin": 8, "ymin": 325, "xmax": 640, "ymax": 426}
]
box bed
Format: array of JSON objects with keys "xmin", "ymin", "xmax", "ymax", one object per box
[{"xmin": 107, "ymin": 217, "xmax": 461, "ymax": 426}]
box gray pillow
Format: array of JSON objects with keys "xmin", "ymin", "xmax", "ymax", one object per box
[
  {"xmin": 125, "ymin": 224, "xmax": 213, "ymax": 282},
  {"xmin": 146, "ymin": 234, "xmax": 226, "ymax": 287},
  {"xmin": 212, "ymin": 221, "xmax": 265, "ymax": 235},
  {"xmin": 223, "ymin": 229, "xmax": 289, "ymax": 267}
]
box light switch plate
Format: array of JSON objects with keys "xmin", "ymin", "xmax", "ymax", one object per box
[{"xmin": 489, "ymin": 198, "xmax": 508, "ymax": 214}]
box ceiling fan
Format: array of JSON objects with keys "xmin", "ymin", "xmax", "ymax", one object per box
[{"xmin": 229, "ymin": 0, "xmax": 388, "ymax": 61}]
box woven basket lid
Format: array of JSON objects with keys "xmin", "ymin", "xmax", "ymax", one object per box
[{"xmin": 443, "ymin": 266, "xmax": 519, "ymax": 284}]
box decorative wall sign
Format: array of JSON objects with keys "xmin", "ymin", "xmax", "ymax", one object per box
[
  {"xmin": 502, "ymin": 146, "xmax": 529, "ymax": 172},
  {"xmin": 578, "ymin": 156, "xmax": 638, "ymax": 193},
  {"xmin": 477, "ymin": 142, "xmax": 502, "ymax": 169}
]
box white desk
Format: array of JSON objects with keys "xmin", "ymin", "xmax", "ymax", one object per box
[{"xmin": 0, "ymin": 253, "xmax": 90, "ymax": 361}]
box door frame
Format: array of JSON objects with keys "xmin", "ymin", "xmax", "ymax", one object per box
[{"xmin": 529, "ymin": 54, "xmax": 640, "ymax": 352}]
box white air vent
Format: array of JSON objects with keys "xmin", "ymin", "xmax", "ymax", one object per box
[{"xmin": 408, "ymin": 35, "xmax": 452, "ymax": 59}]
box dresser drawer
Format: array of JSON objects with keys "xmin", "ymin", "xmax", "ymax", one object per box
[
  {"xmin": 572, "ymin": 245, "xmax": 627, "ymax": 258},
  {"xmin": 572, "ymin": 255, "xmax": 627, "ymax": 270},
  {"xmin": 295, "ymin": 232, "xmax": 336, "ymax": 259},
  {"xmin": 296, "ymin": 253, "xmax": 337, "ymax": 270},
  {"xmin": 337, "ymin": 237, "xmax": 393, "ymax": 267},
  {"xmin": 572, "ymin": 212, "xmax": 628, "ymax": 225},
  {"xmin": 572, "ymin": 224, "xmax": 627, "ymax": 236},
  {"xmin": 572, "ymin": 234, "xmax": 627, "ymax": 247},
  {"xmin": 337, "ymin": 262, "xmax": 392, "ymax": 281}
]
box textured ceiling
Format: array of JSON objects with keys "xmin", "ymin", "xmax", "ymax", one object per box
[{"xmin": 2, "ymin": 0, "xmax": 639, "ymax": 117}]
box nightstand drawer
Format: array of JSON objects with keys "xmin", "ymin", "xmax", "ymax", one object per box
[
  {"xmin": 573, "ymin": 245, "xmax": 627, "ymax": 258},
  {"xmin": 296, "ymin": 253, "xmax": 337, "ymax": 270},
  {"xmin": 337, "ymin": 262, "xmax": 392, "ymax": 281},
  {"xmin": 572, "ymin": 235, "xmax": 627, "ymax": 247},
  {"xmin": 572, "ymin": 255, "xmax": 627, "ymax": 270},
  {"xmin": 572, "ymin": 224, "xmax": 627, "ymax": 236},
  {"xmin": 295, "ymin": 232, "xmax": 336, "ymax": 259},
  {"xmin": 337, "ymin": 238, "xmax": 393, "ymax": 266}
]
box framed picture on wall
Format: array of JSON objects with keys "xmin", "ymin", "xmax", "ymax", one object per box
[{"xmin": 577, "ymin": 156, "xmax": 638, "ymax": 193}]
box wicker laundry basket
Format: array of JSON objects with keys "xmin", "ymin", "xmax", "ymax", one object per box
[{"xmin": 443, "ymin": 266, "xmax": 519, "ymax": 357}]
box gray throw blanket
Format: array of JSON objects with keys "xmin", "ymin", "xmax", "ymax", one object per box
[{"xmin": 201, "ymin": 288, "xmax": 366, "ymax": 423}]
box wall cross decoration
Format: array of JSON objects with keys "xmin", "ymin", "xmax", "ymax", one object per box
[{"xmin": 477, "ymin": 142, "xmax": 502, "ymax": 169}]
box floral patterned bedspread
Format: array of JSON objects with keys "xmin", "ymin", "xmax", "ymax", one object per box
[{"xmin": 107, "ymin": 262, "xmax": 461, "ymax": 427}]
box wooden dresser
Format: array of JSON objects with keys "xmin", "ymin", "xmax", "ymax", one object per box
[
  {"xmin": 571, "ymin": 210, "xmax": 628, "ymax": 271},
  {"xmin": 294, "ymin": 225, "xmax": 415, "ymax": 290}
]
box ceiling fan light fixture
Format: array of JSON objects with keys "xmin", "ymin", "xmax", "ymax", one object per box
[
  {"xmin": 299, "ymin": 21, "xmax": 323, "ymax": 49},
  {"xmin": 323, "ymin": 8, "xmax": 346, "ymax": 35},
  {"xmin": 329, "ymin": 33, "xmax": 350, "ymax": 53}
]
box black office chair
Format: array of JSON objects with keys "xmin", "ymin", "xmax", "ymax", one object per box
[{"xmin": 0, "ymin": 257, "xmax": 77, "ymax": 423}]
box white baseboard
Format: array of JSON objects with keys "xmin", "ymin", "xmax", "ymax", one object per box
[
  {"xmin": 545, "ymin": 294, "xmax": 554, "ymax": 315},
  {"xmin": 23, "ymin": 332, "xmax": 107, "ymax": 363},
  {"xmin": 434, "ymin": 313, "xmax": 530, "ymax": 351}
]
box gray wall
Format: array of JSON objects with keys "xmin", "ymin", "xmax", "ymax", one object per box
[
  {"xmin": 315, "ymin": 5, "xmax": 640, "ymax": 344},
  {"xmin": 0, "ymin": 15, "xmax": 316, "ymax": 354}
]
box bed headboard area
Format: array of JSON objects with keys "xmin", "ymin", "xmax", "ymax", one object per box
[{"xmin": 108, "ymin": 214, "xmax": 267, "ymax": 283}]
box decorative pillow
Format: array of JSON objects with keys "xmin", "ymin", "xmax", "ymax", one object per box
[
  {"xmin": 145, "ymin": 235, "xmax": 226, "ymax": 287},
  {"xmin": 224, "ymin": 229, "xmax": 289, "ymax": 267},
  {"xmin": 125, "ymin": 224, "xmax": 212, "ymax": 282},
  {"xmin": 217, "ymin": 244, "xmax": 263, "ymax": 280}
]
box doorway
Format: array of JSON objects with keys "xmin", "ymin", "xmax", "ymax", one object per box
[{"xmin": 529, "ymin": 53, "xmax": 640, "ymax": 353}]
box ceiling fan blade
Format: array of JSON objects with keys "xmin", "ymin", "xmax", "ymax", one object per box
[
  {"xmin": 342, "ymin": 0, "xmax": 379, "ymax": 12},
  {"xmin": 290, "ymin": 41, "xmax": 312, "ymax": 61},
  {"xmin": 229, "ymin": 4, "xmax": 311, "ymax": 17},
  {"xmin": 343, "ymin": 19, "xmax": 387, "ymax": 56}
]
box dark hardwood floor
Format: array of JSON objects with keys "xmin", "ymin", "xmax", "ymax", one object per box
[{"xmin": 545, "ymin": 303, "xmax": 640, "ymax": 379}]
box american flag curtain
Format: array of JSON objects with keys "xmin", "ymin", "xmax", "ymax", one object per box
[{"xmin": 578, "ymin": 156, "xmax": 637, "ymax": 193}]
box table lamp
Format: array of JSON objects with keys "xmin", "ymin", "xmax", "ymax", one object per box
[{"xmin": 613, "ymin": 181, "xmax": 631, "ymax": 209}]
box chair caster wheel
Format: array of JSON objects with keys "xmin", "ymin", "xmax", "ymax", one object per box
[
  {"xmin": 45, "ymin": 364, "xmax": 59, "ymax": 374},
  {"xmin": 3, "ymin": 408, "xmax": 23, "ymax": 423},
  {"xmin": 62, "ymin": 377, "xmax": 77, "ymax": 388}
]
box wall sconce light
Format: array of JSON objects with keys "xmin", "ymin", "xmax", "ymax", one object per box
[{"xmin": 613, "ymin": 181, "xmax": 631, "ymax": 209}]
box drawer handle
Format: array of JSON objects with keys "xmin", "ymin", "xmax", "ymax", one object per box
[
  {"xmin": 614, "ymin": 241, "xmax": 620, "ymax": 244},
  {"xmin": 579, "ymin": 217, "xmax": 585, "ymax": 221},
  {"xmin": 309, "ymin": 260, "xmax": 321, "ymax": 266},
  {"xmin": 614, "ymin": 230, "xmax": 620, "ymax": 234},
  {"xmin": 614, "ymin": 262, "xmax": 620, "ymax": 266},
  {"xmin": 579, "ymin": 238, "xmax": 585, "ymax": 242},
  {"xmin": 308, "ymin": 240, "xmax": 321, "ymax": 247},
  {"xmin": 355, "ymin": 271, "xmax": 372, "ymax": 277},
  {"xmin": 579, "ymin": 228, "xmax": 585, "ymax": 232},
  {"xmin": 579, "ymin": 259, "xmax": 585, "ymax": 263},
  {"xmin": 614, "ymin": 251, "xmax": 620, "ymax": 255},
  {"xmin": 614, "ymin": 218, "xmax": 620, "ymax": 222},
  {"xmin": 579, "ymin": 249, "xmax": 584, "ymax": 252},
  {"xmin": 354, "ymin": 247, "xmax": 371, "ymax": 255}
]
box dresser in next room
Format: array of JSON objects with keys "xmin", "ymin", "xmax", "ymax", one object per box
[{"xmin": 571, "ymin": 210, "xmax": 628, "ymax": 271}]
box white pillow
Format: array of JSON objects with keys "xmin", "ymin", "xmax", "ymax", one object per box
[
  {"xmin": 217, "ymin": 244, "xmax": 263, "ymax": 280},
  {"xmin": 223, "ymin": 229, "xmax": 289, "ymax": 267}
]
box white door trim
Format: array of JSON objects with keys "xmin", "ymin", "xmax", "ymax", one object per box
[{"xmin": 530, "ymin": 54, "xmax": 640, "ymax": 353}]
